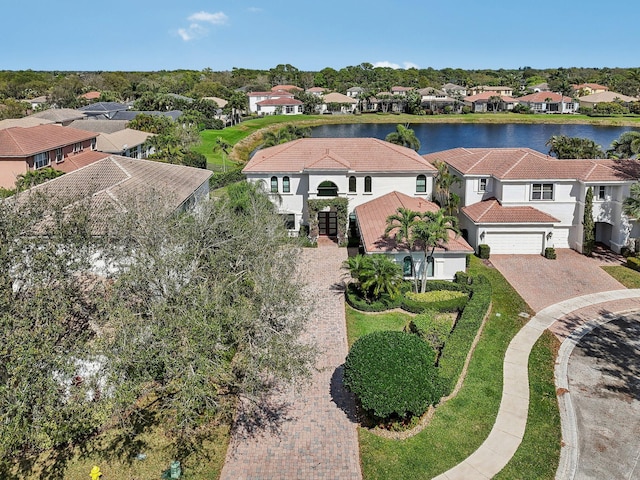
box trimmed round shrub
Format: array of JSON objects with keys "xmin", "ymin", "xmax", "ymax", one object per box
[{"xmin": 343, "ymin": 331, "xmax": 442, "ymax": 420}]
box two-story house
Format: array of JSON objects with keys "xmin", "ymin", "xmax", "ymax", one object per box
[
  {"xmin": 247, "ymin": 89, "xmax": 302, "ymax": 115},
  {"xmin": 424, "ymin": 147, "xmax": 640, "ymax": 255},
  {"xmin": 0, "ymin": 124, "xmax": 105, "ymax": 188},
  {"xmin": 516, "ymin": 92, "xmax": 578, "ymax": 114}
]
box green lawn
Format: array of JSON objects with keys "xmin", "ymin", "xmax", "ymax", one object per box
[
  {"xmin": 350, "ymin": 256, "xmax": 560, "ymax": 479},
  {"xmin": 602, "ymin": 265, "xmax": 640, "ymax": 288},
  {"xmin": 345, "ymin": 307, "xmax": 412, "ymax": 347}
]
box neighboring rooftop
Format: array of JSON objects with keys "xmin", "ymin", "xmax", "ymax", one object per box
[
  {"xmin": 31, "ymin": 108, "xmax": 86, "ymax": 123},
  {"xmin": 0, "ymin": 116, "xmax": 54, "ymax": 130},
  {"xmin": 95, "ymin": 128, "xmax": 154, "ymax": 154},
  {"xmin": 462, "ymin": 198, "xmax": 560, "ymax": 224},
  {"xmin": 322, "ymin": 92, "xmax": 357, "ymax": 104},
  {"xmin": 517, "ymin": 92, "xmax": 574, "ymax": 103},
  {"xmin": 0, "ymin": 124, "xmax": 96, "ymax": 157},
  {"xmin": 68, "ymin": 119, "xmax": 129, "ymax": 134},
  {"xmin": 577, "ymin": 91, "xmax": 638, "ymax": 103},
  {"xmin": 244, "ymin": 138, "xmax": 437, "ymax": 174},
  {"xmin": 355, "ymin": 191, "xmax": 473, "ymax": 253}
]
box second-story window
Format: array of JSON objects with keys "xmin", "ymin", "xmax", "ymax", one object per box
[
  {"xmin": 479, "ymin": 178, "xmax": 488, "ymax": 192},
  {"xmin": 34, "ymin": 152, "xmax": 50, "ymax": 169},
  {"xmin": 597, "ymin": 185, "xmax": 607, "ymax": 200},
  {"xmin": 416, "ymin": 175, "xmax": 426, "ymax": 193},
  {"xmin": 270, "ymin": 176, "xmax": 278, "ymax": 193},
  {"xmin": 364, "ymin": 176, "xmax": 372, "ymax": 193},
  {"xmin": 531, "ymin": 183, "xmax": 553, "ymax": 200},
  {"xmin": 348, "ymin": 176, "xmax": 356, "ymax": 193},
  {"xmin": 282, "ymin": 176, "xmax": 290, "ymax": 193},
  {"xmin": 55, "ymin": 148, "xmax": 63, "ymax": 163}
]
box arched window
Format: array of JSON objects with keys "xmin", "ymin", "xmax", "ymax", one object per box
[
  {"xmin": 403, "ymin": 256, "xmax": 413, "ymax": 277},
  {"xmin": 282, "ymin": 176, "xmax": 290, "ymax": 193},
  {"xmin": 348, "ymin": 176, "xmax": 356, "ymax": 193},
  {"xmin": 317, "ymin": 181, "xmax": 338, "ymax": 197},
  {"xmin": 416, "ymin": 174, "xmax": 426, "ymax": 193},
  {"xmin": 270, "ymin": 176, "xmax": 278, "ymax": 193},
  {"xmin": 364, "ymin": 176, "xmax": 372, "ymax": 193}
]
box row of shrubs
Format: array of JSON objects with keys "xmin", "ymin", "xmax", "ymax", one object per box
[
  {"xmin": 344, "ymin": 272, "xmax": 492, "ymax": 422},
  {"xmin": 345, "ymin": 280, "xmax": 470, "ymax": 313}
]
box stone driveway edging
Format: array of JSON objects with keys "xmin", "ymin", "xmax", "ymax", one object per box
[{"xmin": 433, "ymin": 289, "xmax": 640, "ymax": 480}]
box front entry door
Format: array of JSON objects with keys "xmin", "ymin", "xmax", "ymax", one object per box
[{"xmin": 318, "ymin": 212, "xmax": 338, "ymax": 237}]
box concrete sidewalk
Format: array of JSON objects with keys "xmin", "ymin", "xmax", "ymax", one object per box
[{"xmin": 433, "ymin": 289, "xmax": 640, "ymax": 480}]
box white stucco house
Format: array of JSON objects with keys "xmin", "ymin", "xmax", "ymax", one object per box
[
  {"xmin": 423, "ymin": 147, "xmax": 640, "ymax": 255},
  {"xmin": 320, "ymin": 92, "xmax": 358, "ymax": 114},
  {"xmin": 247, "ymin": 89, "xmax": 301, "ymax": 115},
  {"xmin": 355, "ymin": 191, "xmax": 473, "ymax": 281},
  {"xmin": 516, "ymin": 92, "xmax": 578, "ymax": 114}
]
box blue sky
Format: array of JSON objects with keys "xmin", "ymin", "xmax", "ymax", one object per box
[{"xmin": 1, "ymin": 1, "xmax": 637, "ymax": 72}]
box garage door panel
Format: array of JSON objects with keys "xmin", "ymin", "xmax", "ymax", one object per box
[{"xmin": 486, "ymin": 232, "xmax": 544, "ymax": 254}]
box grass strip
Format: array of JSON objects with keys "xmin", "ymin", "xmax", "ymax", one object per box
[{"xmin": 602, "ymin": 264, "xmax": 640, "ymax": 288}]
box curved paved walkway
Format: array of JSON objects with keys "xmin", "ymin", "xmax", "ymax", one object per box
[
  {"xmin": 220, "ymin": 246, "xmax": 362, "ymax": 480},
  {"xmin": 434, "ymin": 289, "xmax": 640, "ymax": 480}
]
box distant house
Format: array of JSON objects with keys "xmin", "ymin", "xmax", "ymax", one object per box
[
  {"xmin": 306, "ymin": 87, "xmax": 328, "ymax": 97},
  {"xmin": 247, "ymin": 89, "xmax": 296, "ymax": 114},
  {"xmin": 441, "ymin": 83, "xmax": 467, "ymax": 97},
  {"xmin": 418, "ymin": 87, "xmax": 458, "ymax": 112},
  {"xmin": 202, "ymin": 96, "xmax": 228, "ymax": 108},
  {"xmin": 271, "ymin": 85, "xmax": 303, "ymax": 93},
  {"xmin": 464, "ymin": 92, "xmax": 518, "ymax": 112},
  {"xmin": 321, "ymin": 92, "xmax": 358, "ymax": 114},
  {"xmin": 572, "ymin": 83, "xmax": 609, "ymax": 96},
  {"xmin": 0, "ymin": 116, "xmax": 53, "ymax": 130},
  {"xmin": 530, "ymin": 82, "xmax": 550, "ymax": 93},
  {"xmin": 25, "ymin": 96, "xmax": 48, "ymax": 110},
  {"xmin": 68, "ymin": 119, "xmax": 129, "ymax": 134},
  {"xmin": 80, "ymin": 91, "xmax": 101, "ymax": 101},
  {"xmin": 78, "ymin": 102, "xmax": 129, "ymax": 120},
  {"xmin": 391, "ymin": 86, "xmax": 413, "ymax": 96},
  {"xmin": 516, "ymin": 92, "xmax": 578, "ymax": 114},
  {"xmin": 355, "ymin": 191, "xmax": 473, "ymax": 281},
  {"xmin": 346, "ymin": 87, "xmax": 364, "ymax": 98},
  {"xmin": 95, "ymin": 128, "xmax": 155, "ymax": 159},
  {"xmin": 578, "ymin": 91, "xmax": 638, "ymax": 109},
  {"xmin": 424, "ymin": 147, "xmax": 640, "ymax": 255},
  {"xmin": 31, "ymin": 108, "xmax": 87, "ymax": 126},
  {"xmin": 469, "ymin": 86, "xmax": 513, "ymax": 97},
  {"xmin": 256, "ymin": 97, "xmax": 303, "ymax": 115},
  {"xmin": 0, "ymin": 124, "xmax": 103, "ymax": 187}
]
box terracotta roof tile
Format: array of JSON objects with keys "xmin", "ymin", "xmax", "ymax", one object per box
[
  {"xmin": 465, "ymin": 92, "xmax": 518, "ymax": 102},
  {"xmin": 0, "ymin": 124, "xmax": 97, "ymax": 157},
  {"xmin": 462, "ymin": 198, "xmax": 559, "ymax": 224},
  {"xmin": 256, "ymin": 98, "xmax": 303, "ymax": 106},
  {"xmin": 53, "ymin": 150, "xmax": 110, "ymax": 173},
  {"xmin": 517, "ymin": 92, "xmax": 574, "ymax": 103},
  {"xmin": 355, "ymin": 191, "xmax": 473, "ymax": 253},
  {"xmin": 244, "ymin": 138, "xmax": 437, "ymax": 174}
]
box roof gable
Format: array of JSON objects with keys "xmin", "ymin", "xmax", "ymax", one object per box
[{"xmin": 0, "ymin": 124, "xmax": 97, "ymax": 157}]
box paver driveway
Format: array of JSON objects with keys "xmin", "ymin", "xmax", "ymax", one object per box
[
  {"xmin": 220, "ymin": 246, "xmax": 361, "ymax": 480},
  {"xmin": 489, "ymin": 249, "xmax": 624, "ymax": 312}
]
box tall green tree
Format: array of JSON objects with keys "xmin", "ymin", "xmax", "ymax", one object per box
[
  {"xmin": 623, "ymin": 183, "xmax": 640, "ymax": 220},
  {"xmin": 433, "ymin": 160, "xmax": 461, "ymax": 213},
  {"xmin": 385, "ymin": 124, "xmax": 421, "ymax": 151},
  {"xmin": 583, "ymin": 187, "xmax": 595, "ymax": 256},
  {"xmin": 343, "ymin": 254, "xmax": 403, "ymax": 301},
  {"xmin": 546, "ymin": 135, "xmax": 605, "ymax": 159},
  {"xmin": 261, "ymin": 124, "xmax": 310, "ymax": 148},
  {"xmin": 412, "ymin": 211, "xmax": 460, "ymax": 292},
  {"xmin": 607, "ymin": 131, "xmax": 640, "ymax": 159}
]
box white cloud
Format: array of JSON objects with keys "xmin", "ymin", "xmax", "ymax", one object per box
[
  {"xmin": 177, "ymin": 23, "xmax": 207, "ymax": 41},
  {"xmin": 372, "ymin": 61, "xmax": 419, "ymax": 70},
  {"xmin": 188, "ymin": 11, "xmax": 228, "ymax": 25},
  {"xmin": 247, "ymin": 7, "xmax": 263, "ymax": 13}
]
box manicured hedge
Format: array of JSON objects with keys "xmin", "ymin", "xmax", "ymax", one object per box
[
  {"xmin": 627, "ymin": 256, "xmax": 640, "ymax": 272},
  {"xmin": 343, "ymin": 331, "xmax": 442, "ymax": 420},
  {"xmin": 345, "ymin": 283, "xmax": 402, "ymax": 312},
  {"xmin": 478, "ymin": 244, "xmax": 490, "ymax": 259},
  {"xmin": 407, "ymin": 310, "xmax": 453, "ymax": 352},
  {"xmin": 437, "ymin": 274, "xmax": 492, "ymax": 393},
  {"xmin": 402, "ymin": 290, "xmax": 469, "ymax": 314}
]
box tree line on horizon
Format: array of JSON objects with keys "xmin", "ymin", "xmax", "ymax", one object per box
[{"xmin": 1, "ymin": 63, "xmax": 639, "ymax": 111}]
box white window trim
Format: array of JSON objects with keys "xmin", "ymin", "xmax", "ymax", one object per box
[
  {"xmin": 531, "ymin": 183, "xmax": 554, "ymax": 201},
  {"xmin": 478, "ymin": 178, "xmax": 488, "ymax": 192},
  {"xmin": 34, "ymin": 152, "xmax": 50, "ymax": 169}
]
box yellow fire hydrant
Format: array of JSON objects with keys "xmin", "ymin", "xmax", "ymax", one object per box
[{"xmin": 90, "ymin": 466, "xmax": 102, "ymax": 480}]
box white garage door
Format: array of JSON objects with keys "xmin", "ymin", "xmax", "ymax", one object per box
[{"xmin": 485, "ymin": 232, "xmax": 544, "ymax": 254}]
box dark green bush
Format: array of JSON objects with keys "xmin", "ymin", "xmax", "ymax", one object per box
[
  {"xmin": 627, "ymin": 256, "xmax": 640, "ymax": 272},
  {"xmin": 478, "ymin": 244, "xmax": 490, "ymax": 259},
  {"xmin": 343, "ymin": 331, "xmax": 442, "ymax": 420},
  {"xmin": 407, "ymin": 310, "xmax": 453, "ymax": 352},
  {"xmin": 544, "ymin": 247, "xmax": 556, "ymax": 259},
  {"xmin": 401, "ymin": 292, "xmax": 468, "ymax": 314},
  {"xmin": 345, "ymin": 284, "xmax": 402, "ymax": 312},
  {"xmin": 209, "ymin": 167, "xmax": 245, "ymax": 189},
  {"xmin": 621, "ymin": 246, "xmax": 634, "ymax": 258},
  {"xmin": 454, "ymin": 271, "xmax": 469, "ymax": 284},
  {"xmin": 438, "ymin": 274, "xmax": 492, "ymax": 393}
]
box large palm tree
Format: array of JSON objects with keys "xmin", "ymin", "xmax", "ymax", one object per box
[
  {"xmin": 213, "ymin": 138, "xmax": 231, "ymax": 172},
  {"xmin": 384, "ymin": 207, "xmax": 421, "ymax": 292},
  {"xmin": 385, "ymin": 124, "xmax": 421, "ymax": 151},
  {"xmin": 359, "ymin": 255, "xmax": 404, "ymax": 301},
  {"xmin": 623, "ymin": 183, "xmax": 640, "ymax": 219},
  {"xmin": 607, "ymin": 131, "xmax": 640, "ymax": 159},
  {"xmin": 412, "ymin": 210, "xmax": 460, "ymax": 292},
  {"xmin": 433, "ymin": 160, "xmax": 461, "ymax": 212},
  {"xmin": 261, "ymin": 124, "xmax": 311, "ymax": 148}
]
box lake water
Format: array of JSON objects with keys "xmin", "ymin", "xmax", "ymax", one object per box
[{"xmin": 311, "ymin": 122, "xmax": 640, "ymax": 155}]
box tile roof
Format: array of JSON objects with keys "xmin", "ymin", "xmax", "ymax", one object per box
[
  {"xmin": 68, "ymin": 119, "xmax": 129, "ymax": 134},
  {"xmin": 80, "ymin": 91, "xmax": 101, "ymax": 100},
  {"xmin": 53, "ymin": 150, "xmax": 110, "ymax": 173},
  {"xmin": 78, "ymin": 102, "xmax": 128, "ymax": 113},
  {"xmin": 573, "ymin": 83, "xmax": 608, "ymax": 90},
  {"xmin": 0, "ymin": 116, "xmax": 54, "ymax": 130},
  {"xmin": 322, "ymin": 92, "xmax": 357, "ymax": 104},
  {"xmin": 243, "ymin": 138, "xmax": 438, "ymax": 174},
  {"xmin": 423, "ymin": 148, "xmax": 640, "ymax": 182},
  {"xmin": 465, "ymin": 92, "xmax": 518, "ymax": 102},
  {"xmin": 517, "ymin": 92, "xmax": 574, "ymax": 103},
  {"xmin": 31, "ymin": 108, "xmax": 87, "ymax": 123},
  {"xmin": 0, "ymin": 124, "xmax": 97, "ymax": 157},
  {"xmin": 202, "ymin": 96, "xmax": 228, "ymax": 108},
  {"xmin": 256, "ymin": 97, "xmax": 303, "ymax": 106},
  {"xmin": 271, "ymin": 85, "xmax": 302, "ymax": 92},
  {"xmin": 95, "ymin": 128, "xmax": 154, "ymax": 153},
  {"xmin": 355, "ymin": 191, "xmax": 473, "ymax": 253},
  {"xmin": 22, "ymin": 156, "xmax": 212, "ymax": 233},
  {"xmin": 462, "ymin": 198, "xmax": 559, "ymax": 224},
  {"xmin": 578, "ymin": 91, "xmax": 638, "ymax": 103}
]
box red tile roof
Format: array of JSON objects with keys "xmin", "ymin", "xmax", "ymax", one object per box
[
  {"xmin": 256, "ymin": 97, "xmax": 303, "ymax": 106},
  {"xmin": 53, "ymin": 150, "xmax": 110, "ymax": 173},
  {"xmin": 462, "ymin": 198, "xmax": 559, "ymax": 224},
  {"xmin": 0, "ymin": 124, "xmax": 97, "ymax": 157},
  {"xmin": 517, "ymin": 92, "xmax": 574, "ymax": 103},
  {"xmin": 465, "ymin": 92, "xmax": 518, "ymax": 102},
  {"xmin": 271, "ymin": 85, "xmax": 302, "ymax": 92},
  {"xmin": 80, "ymin": 91, "xmax": 101, "ymax": 100},
  {"xmin": 423, "ymin": 148, "xmax": 639, "ymax": 182},
  {"xmin": 355, "ymin": 191, "xmax": 473, "ymax": 253},
  {"xmin": 243, "ymin": 138, "xmax": 437, "ymax": 174}
]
